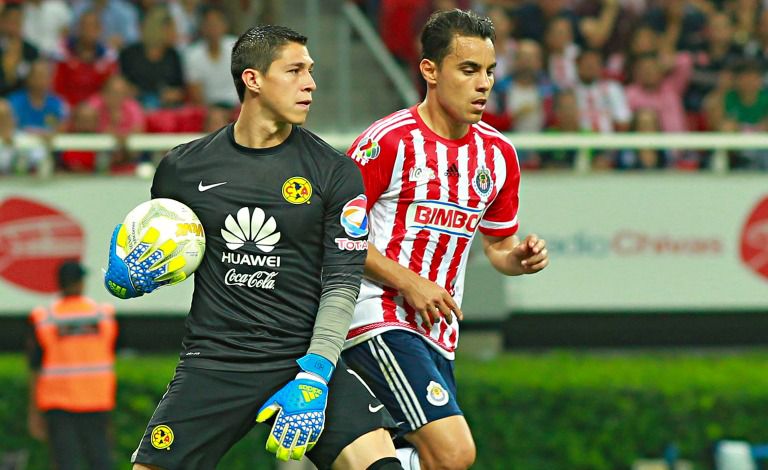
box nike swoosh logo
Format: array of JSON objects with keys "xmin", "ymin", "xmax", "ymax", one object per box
[
  {"xmin": 198, "ymin": 181, "xmax": 227, "ymax": 192},
  {"xmin": 369, "ymin": 403, "xmax": 385, "ymax": 413}
]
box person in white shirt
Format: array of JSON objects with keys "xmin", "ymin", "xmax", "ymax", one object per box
[
  {"xmin": 183, "ymin": 6, "xmax": 238, "ymax": 108},
  {"xmin": 22, "ymin": 0, "xmax": 73, "ymax": 59},
  {"xmin": 573, "ymin": 48, "xmax": 631, "ymax": 133}
]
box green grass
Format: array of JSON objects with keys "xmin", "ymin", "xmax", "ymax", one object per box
[{"xmin": 4, "ymin": 351, "xmax": 768, "ymax": 469}]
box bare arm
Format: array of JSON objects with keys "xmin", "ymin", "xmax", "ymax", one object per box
[
  {"xmin": 364, "ymin": 245, "xmax": 463, "ymax": 326},
  {"xmin": 482, "ymin": 233, "xmax": 549, "ymax": 276}
]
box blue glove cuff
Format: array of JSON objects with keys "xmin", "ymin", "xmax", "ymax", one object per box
[{"xmin": 297, "ymin": 354, "xmax": 334, "ymax": 383}]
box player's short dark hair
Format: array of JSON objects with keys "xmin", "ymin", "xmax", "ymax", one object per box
[
  {"xmin": 231, "ymin": 25, "xmax": 308, "ymax": 102},
  {"xmin": 420, "ymin": 9, "xmax": 495, "ymax": 66}
]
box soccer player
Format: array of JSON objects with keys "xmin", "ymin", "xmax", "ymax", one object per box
[
  {"xmin": 341, "ymin": 9, "xmax": 550, "ymax": 470},
  {"xmin": 104, "ymin": 25, "xmax": 402, "ymax": 470}
]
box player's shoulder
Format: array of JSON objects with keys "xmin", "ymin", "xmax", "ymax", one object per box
[
  {"xmin": 160, "ymin": 126, "xmax": 229, "ymax": 167},
  {"xmin": 472, "ymin": 120, "xmax": 516, "ymax": 150},
  {"xmin": 294, "ymin": 126, "xmax": 347, "ymax": 161},
  {"xmin": 358, "ymin": 108, "xmax": 417, "ymax": 143},
  {"xmin": 348, "ymin": 107, "xmax": 418, "ymax": 160}
]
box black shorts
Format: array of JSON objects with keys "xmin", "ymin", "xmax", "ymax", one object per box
[{"xmin": 131, "ymin": 359, "xmax": 396, "ymax": 470}]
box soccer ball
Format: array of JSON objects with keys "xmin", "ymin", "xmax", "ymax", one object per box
[{"xmin": 120, "ymin": 198, "xmax": 206, "ymax": 279}]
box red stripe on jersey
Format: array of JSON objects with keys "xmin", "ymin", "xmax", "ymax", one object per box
[
  {"xmin": 381, "ymin": 134, "xmax": 417, "ymax": 323},
  {"xmin": 405, "ymin": 137, "xmax": 441, "ymax": 329}
]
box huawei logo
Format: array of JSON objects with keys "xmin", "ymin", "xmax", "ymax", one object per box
[
  {"xmin": 741, "ymin": 196, "xmax": 768, "ymax": 281},
  {"xmin": 221, "ymin": 207, "xmax": 281, "ymax": 252}
]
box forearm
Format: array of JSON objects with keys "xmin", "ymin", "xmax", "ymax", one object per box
[
  {"xmin": 307, "ymin": 285, "xmax": 358, "ymax": 366},
  {"xmin": 363, "ymin": 244, "xmax": 418, "ymax": 291},
  {"xmin": 483, "ymin": 235, "xmax": 527, "ymax": 276}
]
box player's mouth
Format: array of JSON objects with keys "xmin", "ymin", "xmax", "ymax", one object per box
[
  {"xmin": 471, "ymin": 98, "xmax": 487, "ymax": 111},
  {"xmin": 297, "ymin": 100, "xmax": 312, "ymax": 110}
]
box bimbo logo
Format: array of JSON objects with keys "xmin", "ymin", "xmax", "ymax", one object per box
[
  {"xmin": 0, "ymin": 197, "xmax": 84, "ymax": 293},
  {"xmin": 740, "ymin": 196, "xmax": 768, "ymax": 281},
  {"xmin": 405, "ymin": 200, "xmax": 481, "ymax": 238}
]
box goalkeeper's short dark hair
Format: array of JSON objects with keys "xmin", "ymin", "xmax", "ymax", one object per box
[
  {"xmin": 420, "ymin": 9, "xmax": 495, "ymax": 66},
  {"xmin": 230, "ymin": 25, "xmax": 308, "ymax": 102}
]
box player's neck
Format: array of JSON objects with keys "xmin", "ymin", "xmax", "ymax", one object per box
[
  {"xmin": 417, "ymin": 98, "xmax": 469, "ymax": 140},
  {"xmin": 233, "ymin": 112, "xmax": 292, "ymax": 149}
]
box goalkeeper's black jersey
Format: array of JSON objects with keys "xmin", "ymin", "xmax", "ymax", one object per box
[{"xmin": 151, "ymin": 124, "xmax": 368, "ymax": 371}]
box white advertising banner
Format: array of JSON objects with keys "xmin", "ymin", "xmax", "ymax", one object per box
[
  {"xmin": 496, "ymin": 174, "xmax": 768, "ymax": 313},
  {"xmin": 1, "ymin": 174, "xmax": 766, "ymax": 316},
  {"xmin": 0, "ymin": 176, "xmax": 194, "ymax": 314}
]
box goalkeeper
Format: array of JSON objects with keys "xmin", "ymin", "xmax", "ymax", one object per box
[{"xmin": 105, "ymin": 25, "xmax": 401, "ymax": 470}]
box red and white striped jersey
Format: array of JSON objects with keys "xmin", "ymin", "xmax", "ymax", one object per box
[{"xmin": 344, "ymin": 106, "xmax": 521, "ymax": 359}]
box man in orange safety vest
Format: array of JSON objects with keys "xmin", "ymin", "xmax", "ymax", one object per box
[{"xmin": 28, "ymin": 260, "xmax": 118, "ymax": 470}]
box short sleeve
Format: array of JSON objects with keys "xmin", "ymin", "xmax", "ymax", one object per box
[
  {"xmin": 322, "ymin": 157, "xmax": 368, "ymax": 271},
  {"xmin": 346, "ymin": 130, "xmax": 400, "ymax": 211},
  {"xmin": 479, "ymin": 143, "xmax": 520, "ymax": 237},
  {"xmin": 150, "ymin": 148, "xmax": 179, "ymax": 199}
]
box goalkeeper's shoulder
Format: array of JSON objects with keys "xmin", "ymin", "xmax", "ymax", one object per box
[{"xmin": 160, "ymin": 126, "xmax": 229, "ymax": 166}]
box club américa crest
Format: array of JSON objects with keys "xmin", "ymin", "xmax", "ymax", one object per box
[{"xmin": 472, "ymin": 167, "xmax": 493, "ymax": 198}]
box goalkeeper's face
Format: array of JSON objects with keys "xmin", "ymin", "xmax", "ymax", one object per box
[
  {"xmin": 258, "ymin": 43, "xmax": 317, "ymax": 125},
  {"xmin": 424, "ymin": 34, "xmax": 496, "ymax": 126}
]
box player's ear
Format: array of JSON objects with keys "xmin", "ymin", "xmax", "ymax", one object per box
[
  {"xmin": 241, "ymin": 68, "xmax": 261, "ymax": 96},
  {"xmin": 419, "ymin": 58, "xmax": 438, "ymax": 87}
]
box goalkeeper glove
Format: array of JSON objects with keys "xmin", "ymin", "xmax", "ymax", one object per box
[
  {"xmin": 104, "ymin": 224, "xmax": 186, "ymax": 299},
  {"xmin": 256, "ymin": 354, "xmax": 335, "ymax": 461}
]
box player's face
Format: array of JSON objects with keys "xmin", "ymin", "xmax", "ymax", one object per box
[
  {"xmin": 433, "ymin": 35, "xmax": 496, "ymax": 125},
  {"xmin": 259, "ymin": 42, "xmax": 316, "ymax": 125}
]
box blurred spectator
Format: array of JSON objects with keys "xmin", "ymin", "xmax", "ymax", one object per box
[
  {"xmin": 541, "ymin": 89, "xmax": 580, "ymax": 168},
  {"xmin": 685, "ymin": 12, "xmax": 743, "ymax": 112},
  {"xmin": 379, "ymin": 0, "xmax": 428, "ymax": 68},
  {"xmin": 169, "ymin": 0, "xmax": 202, "ymax": 47},
  {"xmin": 719, "ymin": 0, "xmax": 759, "ymax": 46},
  {"xmin": 59, "ymin": 103, "xmax": 103, "ymax": 172},
  {"xmin": 53, "ymin": 10, "xmax": 118, "ymax": 107},
  {"xmin": 720, "ymin": 60, "xmax": 768, "ymax": 169},
  {"xmin": 626, "ymin": 51, "xmax": 693, "ymax": 132},
  {"xmin": 87, "ymin": 74, "xmax": 145, "ymax": 136},
  {"xmin": 183, "ymin": 7, "xmax": 238, "ymax": 108},
  {"xmin": 575, "ymin": 0, "xmax": 638, "ymax": 48},
  {"xmin": 545, "ymin": 16, "xmax": 579, "ymax": 88},
  {"xmin": 73, "ymin": 0, "xmax": 140, "ymax": 50},
  {"xmin": 27, "ymin": 260, "xmax": 117, "ymax": 470},
  {"xmin": 8, "ymin": 60, "xmax": 68, "ymax": 134},
  {"xmin": 0, "ymin": 98, "xmax": 48, "ymax": 174},
  {"xmin": 642, "ymin": 0, "xmax": 708, "ymax": 52},
  {"xmin": 22, "ymin": 0, "xmax": 73, "ymax": 59},
  {"xmin": 573, "ymin": 49, "xmax": 631, "ymax": 132},
  {"xmin": 89, "ymin": 74, "xmax": 145, "ymax": 168},
  {"xmin": 215, "ymin": 0, "xmax": 282, "ymax": 35},
  {"xmin": 617, "ymin": 108, "xmax": 671, "ymax": 169},
  {"xmin": 503, "ymin": 40, "xmax": 556, "ymax": 133},
  {"xmin": 486, "ymin": 7, "xmax": 516, "ymax": 81},
  {"xmin": 722, "ymin": 60, "xmax": 768, "ymax": 131},
  {"xmin": 513, "ymin": 0, "xmax": 579, "ymax": 43},
  {"xmin": 576, "ymin": 0, "xmax": 621, "ymax": 51},
  {"xmin": 0, "ymin": 5, "xmax": 40, "ymax": 97},
  {"xmin": 744, "ymin": 9, "xmax": 768, "ymax": 69},
  {"xmin": 203, "ymin": 104, "xmax": 235, "ymax": 132},
  {"xmin": 119, "ymin": 7, "xmax": 185, "ymax": 109}
]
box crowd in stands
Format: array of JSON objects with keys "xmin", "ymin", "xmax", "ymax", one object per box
[
  {"xmin": 1, "ymin": 0, "xmax": 766, "ymax": 174},
  {"xmin": 369, "ymin": 0, "xmax": 768, "ymax": 170},
  {"xmin": 0, "ymin": 0, "xmax": 276, "ymax": 174}
]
